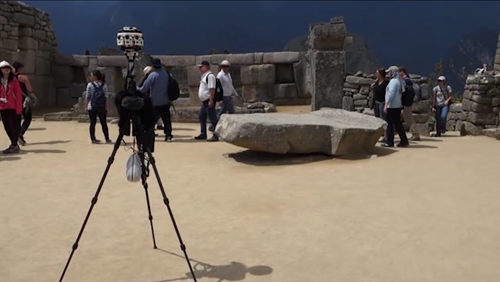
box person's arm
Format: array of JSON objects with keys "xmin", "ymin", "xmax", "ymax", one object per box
[
  {"xmin": 84, "ymin": 83, "xmax": 92, "ymax": 110},
  {"xmin": 432, "ymin": 87, "xmax": 437, "ymax": 110},
  {"xmin": 445, "ymin": 85, "xmax": 452, "ymax": 104},
  {"xmin": 137, "ymin": 72, "xmax": 156, "ymax": 93},
  {"xmin": 12, "ymin": 80, "xmax": 23, "ymax": 115},
  {"xmin": 228, "ymin": 73, "xmax": 239, "ymax": 97},
  {"xmin": 104, "ymin": 84, "xmax": 109, "ymax": 110},
  {"xmin": 19, "ymin": 75, "xmax": 33, "ymax": 93},
  {"xmin": 207, "ymin": 74, "xmax": 216, "ymax": 106}
]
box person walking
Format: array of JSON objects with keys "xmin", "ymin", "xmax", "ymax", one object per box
[
  {"xmin": 194, "ymin": 60, "xmax": 218, "ymax": 142},
  {"xmin": 432, "ymin": 76, "xmax": 452, "ymax": 137},
  {"xmin": 216, "ymin": 60, "xmax": 241, "ymax": 120},
  {"xmin": 0, "ymin": 61, "xmax": 23, "ymax": 154},
  {"xmin": 399, "ymin": 67, "xmax": 420, "ymax": 141},
  {"xmin": 382, "ymin": 66, "xmax": 409, "ymax": 148},
  {"xmin": 137, "ymin": 58, "xmax": 173, "ymax": 142},
  {"xmin": 12, "ymin": 61, "xmax": 35, "ymax": 145},
  {"xmin": 371, "ymin": 68, "xmax": 389, "ymax": 142},
  {"xmin": 85, "ymin": 70, "xmax": 111, "ymax": 144}
]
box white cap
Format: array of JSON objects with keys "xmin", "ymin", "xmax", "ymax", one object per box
[
  {"xmin": 0, "ymin": 61, "xmax": 12, "ymax": 69},
  {"xmin": 438, "ymin": 76, "xmax": 446, "ymax": 81},
  {"xmin": 143, "ymin": 66, "xmax": 152, "ymax": 75},
  {"xmin": 220, "ymin": 60, "xmax": 230, "ymax": 66},
  {"xmin": 386, "ymin": 66, "xmax": 398, "ymax": 73}
]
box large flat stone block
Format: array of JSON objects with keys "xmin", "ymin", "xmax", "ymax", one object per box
[
  {"xmin": 240, "ymin": 64, "xmax": 275, "ymax": 85},
  {"xmin": 262, "ymin": 52, "xmax": 301, "ymax": 64},
  {"xmin": 156, "ymin": 55, "xmax": 196, "ymax": 66},
  {"xmin": 215, "ymin": 108, "xmax": 386, "ymax": 156}
]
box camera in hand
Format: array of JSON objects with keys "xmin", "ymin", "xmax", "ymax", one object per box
[{"xmin": 114, "ymin": 27, "xmax": 156, "ymax": 151}]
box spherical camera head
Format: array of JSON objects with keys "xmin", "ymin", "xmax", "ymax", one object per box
[{"xmin": 116, "ymin": 27, "xmax": 144, "ymax": 55}]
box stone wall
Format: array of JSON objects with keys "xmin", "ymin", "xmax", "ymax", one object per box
[
  {"xmin": 447, "ymin": 74, "xmax": 500, "ymax": 134},
  {"xmin": 342, "ymin": 72, "xmax": 433, "ymax": 136},
  {"xmin": 0, "ymin": 1, "xmax": 57, "ymax": 106},
  {"xmin": 52, "ymin": 52, "xmax": 313, "ymax": 109}
]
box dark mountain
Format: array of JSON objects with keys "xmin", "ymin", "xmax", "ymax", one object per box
[
  {"xmin": 284, "ymin": 34, "xmax": 381, "ymax": 74},
  {"xmin": 23, "ymin": 1, "xmax": 500, "ymax": 79}
]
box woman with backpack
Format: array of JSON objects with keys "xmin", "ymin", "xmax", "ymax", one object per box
[
  {"xmin": 0, "ymin": 61, "xmax": 23, "ymax": 154},
  {"xmin": 12, "ymin": 61, "xmax": 36, "ymax": 146},
  {"xmin": 85, "ymin": 70, "xmax": 111, "ymax": 144},
  {"xmin": 432, "ymin": 76, "xmax": 452, "ymax": 137}
]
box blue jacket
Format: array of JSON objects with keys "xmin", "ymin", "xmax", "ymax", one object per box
[
  {"xmin": 385, "ymin": 78, "xmax": 403, "ymax": 109},
  {"xmin": 137, "ymin": 68, "xmax": 170, "ymax": 106}
]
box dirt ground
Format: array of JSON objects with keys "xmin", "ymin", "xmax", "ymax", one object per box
[{"xmin": 1, "ymin": 120, "xmax": 499, "ymax": 282}]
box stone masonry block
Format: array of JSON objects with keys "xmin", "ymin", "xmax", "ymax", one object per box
[
  {"xmin": 156, "ymin": 55, "xmax": 195, "ymax": 66},
  {"xmin": 240, "ymin": 64, "xmax": 276, "ymax": 85},
  {"xmin": 262, "ymin": 52, "xmax": 301, "ymax": 64},
  {"xmin": 54, "ymin": 55, "xmax": 89, "ymax": 67}
]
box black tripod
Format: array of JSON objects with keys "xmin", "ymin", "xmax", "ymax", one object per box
[{"xmin": 58, "ymin": 95, "xmax": 198, "ymax": 281}]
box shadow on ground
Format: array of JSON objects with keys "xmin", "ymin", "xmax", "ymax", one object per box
[
  {"xmin": 173, "ymin": 127, "xmax": 195, "ymax": 132},
  {"xmin": 25, "ymin": 140, "xmax": 71, "ymax": 146},
  {"xmin": 27, "ymin": 127, "xmax": 46, "ymax": 131},
  {"xmin": 19, "ymin": 149, "xmax": 66, "ymax": 154},
  {"xmin": 225, "ymin": 150, "xmax": 334, "ymax": 166},
  {"xmin": 0, "ymin": 156, "xmax": 21, "ymax": 162},
  {"xmin": 153, "ymin": 249, "xmax": 273, "ymax": 282}
]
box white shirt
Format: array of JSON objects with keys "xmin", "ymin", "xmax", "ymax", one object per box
[
  {"xmin": 217, "ymin": 70, "xmax": 237, "ymax": 97},
  {"xmin": 198, "ymin": 71, "xmax": 216, "ymax": 101},
  {"xmin": 433, "ymin": 85, "xmax": 452, "ymax": 106}
]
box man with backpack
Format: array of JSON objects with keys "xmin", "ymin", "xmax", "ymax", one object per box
[
  {"xmin": 399, "ymin": 67, "xmax": 420, "ymax": 141},
  {"xmin": 138, "ymin": 58, "xmax": 173, "ymax": 142},
  {"xmin": 195, "ymin": 60, "xmax": 221, "ymax": 142}
]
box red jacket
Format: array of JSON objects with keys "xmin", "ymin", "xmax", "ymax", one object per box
[{"xmin": 0, "ymin": 78, "xmax": 23, "ymax": 115}]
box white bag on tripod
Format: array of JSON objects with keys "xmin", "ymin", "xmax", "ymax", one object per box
[{"xmin": 126, "ymin": 153, "xmax": 142, "ymax": 182}]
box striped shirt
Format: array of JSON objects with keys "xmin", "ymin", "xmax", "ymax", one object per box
[{"xmin": 85, "ymin": 82, "xmax": 109, "ymax": 110}]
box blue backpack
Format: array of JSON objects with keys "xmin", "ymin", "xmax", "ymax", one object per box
[{"xmin": 90, "ymin": 82, "xmax": 106, "ymax": 110}]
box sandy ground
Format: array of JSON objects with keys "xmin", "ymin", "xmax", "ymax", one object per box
[{"xmin": 1, "ymin": 120, "xmax": 500, "ymax": 282}]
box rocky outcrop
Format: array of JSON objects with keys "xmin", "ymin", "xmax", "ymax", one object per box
[{"xmin": 215, "ymin": 108, "xmax": 386, "ymax": 156}]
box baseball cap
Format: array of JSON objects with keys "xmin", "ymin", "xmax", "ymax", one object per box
[
  {"xmin": 386, "ymin": 66, "xmax": 399, "ymax": 73},
  {"xmin": 0, "ymin": 61, "xmax": 12, "ymax": 69},
  {"xmin": 143, "ymin": 66, "xmax": 152, "ymax": 75},
  {"xmin": 198, "ymin": 60, "xmax": 210, "ymax": 67},
  {"xmin": 151, "ymin": 58, "xmax": 163, "ymax": 68},
  {"xmin": 437, "ymin": 76, "xmax": 446, "ymax": 81},
  {"xmin": 220, "ymin": 60, "xmax": 230, "ymax": 66}
]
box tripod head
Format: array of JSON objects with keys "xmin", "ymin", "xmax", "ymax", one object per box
[{"xmin": 117, "ymin": 27, "xmax": 144, "ymax": 90}]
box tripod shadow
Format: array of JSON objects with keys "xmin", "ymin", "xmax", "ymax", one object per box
[{"xmin": 154, "ymin": 249, "xmax": 273, "ymax": 282}]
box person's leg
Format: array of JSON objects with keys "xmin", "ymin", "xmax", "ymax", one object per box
[
  {"xmin": 374, "ymin": 101, "xmax": 381, "ymax": 118},
  {"xmin": 1, "ymin": 110, "xmax": 15, "ymax": 149},
  {"xmin": 97, "ymin": 110, "xmax": 110, "ymax": 141},
  {"xmin": 3, "ymin": 110, "xmax": 20, "ymax": 151},
  {"xmin": 207, "ymin": 103, "xmax": 219, "ymax": 142},
  {"xmin": 159, "ymin": 104, "xmax": 172, "ymax": 140},
  {"xmin": 394, "ymin": 108, "xmax": 409, "ymax": 146},
  {"xmin": 216, "ymin": 99, "xmax": 227, "ymax": 121},
  {"xmin": 196, "ymin": 101, "xmax": 208, "ymax": 139},
  {"xmin": 403, "ymin": 106, "xmax": 419, "ymax": 140},
  {"xmin": 440, "ymin": 105, "xmax": 449, "ymax": 133},
  {"xmin": 88, "ymin": 110, "xmax": 98, "ymax": 142},
  {"xmin": 435, "ymin": 106, "xmax": 443, "ymax": 136},
  {"xmin": 20, "ymin": 107, "xmax": 32, "ymax": 137},
  {"xmin": 225, "ymin": 96, "xmax": 235, "ymax": 114},
  {"xmin": 384, "ymin": 109, "xmax": 396, "ymax": 147}
]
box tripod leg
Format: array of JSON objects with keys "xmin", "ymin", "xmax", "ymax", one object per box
[
  {"xmin": 145, "ymin": 148, "xmax": 198, "ymax": 282},
  {"xmin": 139, "ymin": 152, "xmax": 158, "ymax": 249},
  {"xmin": 59, "ymin": 133, "xmax": 124, "ymax": 282}
]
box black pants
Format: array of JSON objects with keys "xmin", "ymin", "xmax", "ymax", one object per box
[
  {"xmin": 199, "ymin": 100, "xmax": 217, "ymax": 136},
  {"xmin": 20, "ymin": 107, "xmax": 32, "ymax": 136},
  {"xmin": 386, "ymin": 108, "xmax": 409, "ymax": 146},
  {"xmin": 1, "ymin": 109, "xmax": 21, "ymax": 147},
  {"xmin": 153, "ymin": 104, "xmax": 172, "ymax": 137},
  {"xmin": 88, "ymin": 109, "xmax": 109, "ymax": 141}
]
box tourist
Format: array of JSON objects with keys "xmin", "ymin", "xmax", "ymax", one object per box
[
  {"xmin": 399, "ymin": 67, "xmax": 420, "ymax": 141},
  {"xmin": 12, "ymin": 61, "xmax": 35, "ymax": 146},
  {"xmin": 432, "ymin": 76, "xmax": 452, "ymax": 137},
  {"xmin": 195, "ymin": 60, "xmax": 218, "ymax": 142},
  {"xmin": 371, "ymin": 68, "xmax": 389, "ymax": 142},
  {"xmin": 0, "ymin": 61, "xmax": 23, "ymax": 154},
  {"xmin": 140, "ymin": 66, "xmax": 164, "ymax": 132},
  {"xmin": 382, "ymin": 66, "xmax": 409, "ymax": 148},
  {"xmin": 85, "ymin": 70, "xmax": 111, "ymax": 144},
  {"xmin": 137, "ymin": 58, "xmax": 172, "ymax": 142},
  {"xmin": 216, "ymin": 60, "xmax": 241, "ymax": 120}
]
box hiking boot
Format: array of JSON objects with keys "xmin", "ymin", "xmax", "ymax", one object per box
[
  {"xmin": 3, "ymin": 145, "xmax": 20, "ymax": 154},
  {"xmin": 194, "ymin": 134, "xmax": 207, "ymax": 140},
  {"xmin": 397, "ymin": 142, "xmax": 409, "ymax": 148},
  {"xmin": 18, "ymin": 135, "xmax": 26, "ymax": 146},
  {"xmin": 165, "ymin": 136, "xmax": 173, "ymax": 142},
  {"xmin": 208, "ymin": 125, "xmax": 215, "ymax": 132},
  {"xmin": 105, "ymin": 139, "xmax": 113, "ymax": 144},
  {"xmin": 92, "ymin": 139, "xmax": 101, "ymax": 144},
  {"xmin": 207, "ymin": 135, "xmax": 219, "ymax": 142}
]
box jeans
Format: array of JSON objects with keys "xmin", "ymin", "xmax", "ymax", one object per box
[
  {"xmin": 199, "ymin": 100, "xmax": 218, "ymax": 136},
  {"xmin": 153, "ymin": 104, "xmax": 172, "ymax": 137},
  {"xmin": 217, "ymin": 96, "xmax": 235, "ymax": 120},
  {"xmin": 386, "ymin": 108, "xmax": 408, "ymax": 146},
  {"xmin": 435, "ymin": 105, "xmax": 449, "ymax": 136},
  {"xmin": 1, "ymin": 109, "xmax": 21, "ymax": 146},
  {"xmin": 374, "ymin": 101, "xmax": 386, "ymax": 120},
  {"xmin": 20, "ymin": 106, "xmax": 32, "ymax": 136},
  {"xmin": 88, "ymin": 109, "xmax": 109, "ymax": 141}
]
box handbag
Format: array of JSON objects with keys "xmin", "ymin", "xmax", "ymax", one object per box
[{"xmin": 126, "ymin": 153, "xmax": 142, "ymax": 182}]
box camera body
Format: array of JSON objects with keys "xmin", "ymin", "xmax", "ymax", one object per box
[{"xmin": 116, "ymin": 27, "xmax": 144, "ymax": 52}]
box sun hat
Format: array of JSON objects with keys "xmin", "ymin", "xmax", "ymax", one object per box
[
  {"xmin": 143, "ymin": 66, "xmax": 152, "ymax": 75},
  {"xmin": 220, "ymin": 60, "xmax": 230, "ymax": 66},
  {"xmin": 0, "ymin": 60, "xmax": 13, "ymax": 69},
  {"xmin": 438, "ymin": 76, "xmax": 446, "ymax": 81}
]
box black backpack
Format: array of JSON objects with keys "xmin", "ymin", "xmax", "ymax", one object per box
[
  {"xmin": 402, "ymin": 84, "xmax": 415, "ymax": 107},
  {"xmin": 167, "ymin": 72, "xmax": 180, "ymax": 101},
  {"xmin": 206, "ymin": 74, "xmax": 224, "ymax": 102},
  {"xmin": 90, "ymin": 82, "xmax": 106, "ymax": 110}
]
